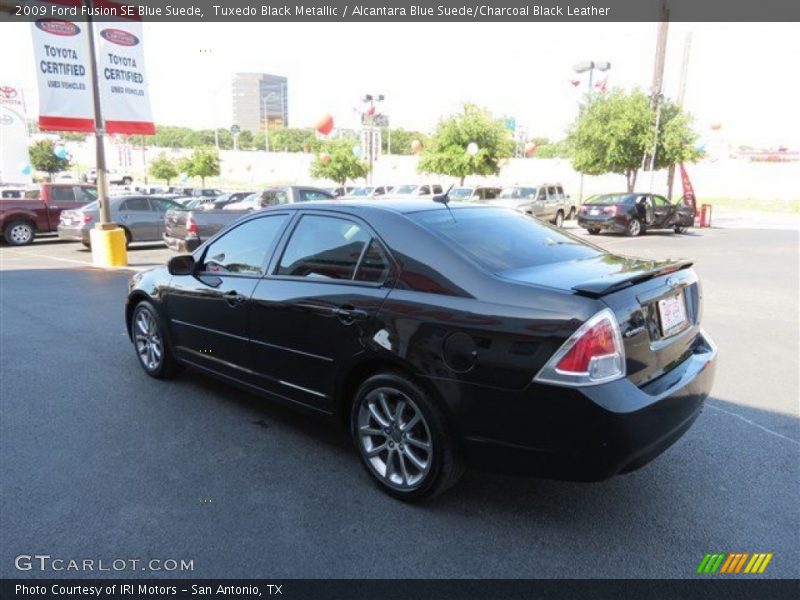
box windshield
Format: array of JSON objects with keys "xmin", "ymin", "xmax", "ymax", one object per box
[
  {"xmin": 394, "ymin": 185, "xmax": 417, "ymax": 195},
  {"xmin": 449, "ymin": 188, "xmax": 472, "ymax": 199},
  {"xmin": 411, "ymin": 207, "xmax": 602, "ymax": 272},
  {"xmin": 586, "ymin": 193, "xmax": 636, "ymax": 205},
  {"xmin": 497, "ymin": 187, "xmax": 535, "ymax": 200}
]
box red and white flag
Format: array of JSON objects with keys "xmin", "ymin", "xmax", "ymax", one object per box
[{"xmin": 679, "ymin": 163, "xmax": 697, "ymax": 214}]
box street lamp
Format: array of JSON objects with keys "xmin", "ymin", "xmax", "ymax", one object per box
[{"xmin": 573, "ymin": 60, "xmax": 611, "ymax": 202}]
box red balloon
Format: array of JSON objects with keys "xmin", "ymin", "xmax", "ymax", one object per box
[
  {"xmin": 411, "ymin": 139, "xmax": 422, "ymax": 154},
  {"xmin": 316, "ymin": 114, "xmax": 334, "ymax": 135},
  {"xmin": 524, "ymin": 142, "xmax": 537, "ymax": 157},
  {"xmin": 320, "ymin": 152, "xmax": 331, "ymax": 165}
]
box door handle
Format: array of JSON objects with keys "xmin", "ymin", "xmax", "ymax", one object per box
[
  {"xmin": 335, "ymin": 305, "xmax": 368, "ymax": 324},
  {"xmin": 224, "ymin": 290, "xmax": 245, "ymax": 307}
]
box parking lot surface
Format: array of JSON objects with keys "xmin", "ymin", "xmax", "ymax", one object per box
[{"xmin": 1, "ymin": 224, "xmax": 798, "ymax": 578}]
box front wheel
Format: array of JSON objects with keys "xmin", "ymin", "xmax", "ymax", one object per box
[
  {"xmin": 131, "ymin": 301, "xmax": 179, "ymax": 379},
  {"xmin": 625, "ymin": 218, "xmax": 643, "ymax": 237},
  {"xmin": 674, "ymin": 225, "xmax": 688, "ymax": 234},
  {"xmin": 567, "ymin": 207, "xmax": 576, "ymax": 220},
  {"xmin": 4, "ymin": 221, "xmax": 35, "ymax": 246},
  {"xmin": 553, "ymin": 210, "xmax": 564, "ymax": 228},
  {"xmin": 351, "ymin": 373, "xmax": 463, "ymax": 502}
]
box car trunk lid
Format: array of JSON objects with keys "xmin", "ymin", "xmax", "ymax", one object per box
[{"xmin": 501, "ymin": 255, "xmax": 702, "ymax": 387}]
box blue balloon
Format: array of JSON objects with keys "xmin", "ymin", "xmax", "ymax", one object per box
[
  {"xmin": 21, "ymin": 165, "xmax": 32, "ymax": 175},
  {"xmin": 352, "ymin": 144, "xmax": 362, "ymax": 158},
  {"xmin": 694, "ymin": 142, "xmax": 706, "ymax": 152},
  {"xmin": 54, "ymin": 145, "xmax": 68, "ymax": 159}
]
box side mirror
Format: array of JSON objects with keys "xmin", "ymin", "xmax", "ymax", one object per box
[{"xmin": 167, "ymin": 254, "xmax": 195, "ymax": 276}]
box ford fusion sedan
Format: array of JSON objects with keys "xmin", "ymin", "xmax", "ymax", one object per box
[
  {"xmin": 578, "ymin": 193, "xmax": 695, "ymax": 236},
  {"xmin": 126, "ymin": 200, "xmax": 716, "ymax": 501}
]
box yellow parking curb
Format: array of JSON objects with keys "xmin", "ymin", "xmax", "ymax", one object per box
[{"xmin": 90, "ymin": 226, "xmax": 128, "ymax": 267}]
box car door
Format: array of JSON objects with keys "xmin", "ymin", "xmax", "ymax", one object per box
[
  {"xmin": 247, "ymin": 211, "xmax": 394, "ymax": 411},
  {"xmin": 530, "ymin": 187, "xmax": 546, "ymax": 216},
  {"xmin": 165, "ymin": 213, "xmax": 290, "ymax": 383},
  {"xmin": 116, "ymin": 197, "xmax": 159, "ymax": 241},
  {"xmin": 651, "ymin": 195, "xmax": 674, "ymax": 228},
  {"xmin": 148, "ymin": 197, "xmax": 182, "ymax": 237}
]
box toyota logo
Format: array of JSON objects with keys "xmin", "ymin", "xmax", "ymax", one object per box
[{"xmin": 0, "ymin": 87, "xmax": 17, "ymax": 99}]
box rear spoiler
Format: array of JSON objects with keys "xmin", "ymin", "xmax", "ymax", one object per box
[{"xmin": 572, "ymin": 259, "xmax": 693, "ymax": 297}]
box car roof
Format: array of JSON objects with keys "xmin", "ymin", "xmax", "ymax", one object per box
[{"xmin": 267, "ymin": 198, "xmax": 496, "ymax": 215}]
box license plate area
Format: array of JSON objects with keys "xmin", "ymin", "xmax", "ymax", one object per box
[{"xmin": 657, "ymin": 291, "xmax": 689, "ymax": 337}]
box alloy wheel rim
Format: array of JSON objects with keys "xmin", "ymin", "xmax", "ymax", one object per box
[
  {"xmin": 134, "ymin": 309, "xmax": 163, "ymax": 371},
  {"xmin": 357, "ymin": 387, "xmax": 433, "ymax": 491},
  {"xmin": 10, "ymin": 225, "xmax": 32, "ymax": 243},
  {"xmin": 630, "ymin": 220, "xmax": 641, "ymax": 235}
]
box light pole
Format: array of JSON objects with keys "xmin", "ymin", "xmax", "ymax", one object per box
[
  {"xmin": 573, "ymin": 60, "xmax": 611, "ymax": 203},
  {"xmin": 361, "ymin": 93, "xmax": 384, "ymax": 184}
]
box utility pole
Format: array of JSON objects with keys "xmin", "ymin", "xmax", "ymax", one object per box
[
  {"xmin": 668, "ymin": 32, "xmax": 692, "ymax": 200},
  {"xmin": 85, "ymin": 0, "xmax": 110, "ymax": 225},
  {"xmin": 645, "ymin": 4, "xmax": 670, "ymax": 194}
]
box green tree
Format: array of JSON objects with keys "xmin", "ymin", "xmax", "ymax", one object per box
[
  {"xmin": 309, "ymin": 138, "xmax": 369, "ymax": 186},
  {"xmin": 187, "ymin": 146, "xmax": 220, "ymax": 187},
  {"xmin": 29, "ymin": 140, "xmax": 71, "ymax": 180},
  {"xmin": 380, "ymin": 128, "xmax": 429, "ymax": 155},
  {"xmin": 148, "ymin": 153, "xmax": 178, "ymax": 184},
  {"xmin": 417, "ymin": 104, "xmax": 513, "ymax": 185},
  {"xmin": 567, "ymin": 89, "xmax": 699, "ymax": 192}
]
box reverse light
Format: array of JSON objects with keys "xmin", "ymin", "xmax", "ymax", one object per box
[
  {"xmin": 82, "ymin": 213, "xmax": 93, "ymax": 224},
  {"xmin": 534, "ymin": 308, "xmax": 626, "ymax": 387}
]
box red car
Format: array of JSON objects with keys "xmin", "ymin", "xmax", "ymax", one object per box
[{"xmin": 0, "ymin": 184, "xmax": 96, "ymax": 246}]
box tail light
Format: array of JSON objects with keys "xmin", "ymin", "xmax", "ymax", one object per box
[
  {"xmin": 603, "ymin": 205, "xmax": 618, "ymax": 216},
  {"xmin": 186, "ymin": 215, "xmax": 199, "ymax": 238},
  {"xmin": 534, "ymin": 308, "xmax": 625, "ymax": 387},
  {"xmin": 82, "ymin": 213, "xmax": 93, "ymax": 224}
]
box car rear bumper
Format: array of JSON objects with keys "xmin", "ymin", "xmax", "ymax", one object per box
[
  {"xmin": 577, "ymin": 215, "xmax": 626, "ymax": 232},
  {"xmin": 458, "ymin": 330, "xmax": 717, "ymax": 481},
  {"xmin": 163, "ymin": 233, "xmax": 199, "ymax": 253},
  {"xmin": 57, "ymin": 225, "xmax": 90, "ymax": 242}
]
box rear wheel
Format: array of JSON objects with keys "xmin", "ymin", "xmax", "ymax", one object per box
[
  {"xmin": 122, "ymin": 176, "xmax": 133, "ymax": 185},
  {"xmin": 674, "ymin": 225, "xmax": 688, "ymax": 234},
  {"xmin": 587, "ymin": 228, "xmax": 601, "ymax": 235},
  {"xmin": 553, "ymin": 210, "xmax": 564, "ymax": 228},
  {"xmin": 131, "ymin": 300, "xmax": 179, "ymax": 379},
  {"xmin": 351, "ymin": 372, "xmax": 463, "ymax": 502},
  {"xmin": 567, "ymin": 207, "xmax": 576, "ymax": 220},
  {"xmin": 4, "ymin": 221, "xmax": 35, "ymax": 246},
  {"xmin": 626, "ymin": 218, "xmax": 643, "ymax": 237}
]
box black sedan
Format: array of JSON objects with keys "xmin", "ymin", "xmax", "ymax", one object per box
[
  {"xmin": 578, "ymin": 193, "xmax": 695, "ymax": 236},
  {"xmin": 126, "ymin": 200, "xmax": 716, "ymax": 501}
]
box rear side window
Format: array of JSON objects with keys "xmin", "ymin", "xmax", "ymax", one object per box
[
  {"xmin": 50, "ymin": 187, "xmax": 75, "ymax": 202},
  {"xmin": 354, "ymin": 240, "xmax": 390, "ymax": 283},
  {"xmin": 298, "ymin": 189, "xmax": 332, "ymax": 202},
  {"xmin": 201, "ymin": 214, "xmax": 288, "ymax": 276},
  {"xmin": 277, "ymin": 215, "xmax": 371, "ymax": 281},
  {"xmin": 74, "ymin": 187, "xmax": 97, "ymax": 203},
  {"xmin": 119, "ymin": 197, "xmax": 150, "ymax": 211},
  {"xmin": 260, "ymin": 190, "xmax": 289, "ymax": 206},
  {"xmin": 411, "ymin": 207, "xmax": 601, "ymax": 272}
]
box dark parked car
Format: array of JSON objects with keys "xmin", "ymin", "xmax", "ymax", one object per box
[
  {"xmin": 126, "ymin": 201, "xmax": 717, "ymax": 501},
  {"xmin": 58, "ymin": 195, "xmax": 183, "ymax": 247},
  {"xmin": 578, "ymin": 193, "xmax": 695, "ymax": 236}
]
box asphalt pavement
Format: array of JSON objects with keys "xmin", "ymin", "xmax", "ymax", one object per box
[{"xmin": 1, "ymin": 224, "xmax": 798, "ymax": 579}]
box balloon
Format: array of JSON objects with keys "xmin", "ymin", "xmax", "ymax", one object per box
[
  {"xmin": 21, "ymin": 165, "xmax": 32, "ymax": 175},
  {"xmin": 710, "ymin": 122, "xmax": 722, "ymax": 131},
  {"xmin": 694, "ymin": 142, "xmax": 706, "ymax": 152},
  {"xmin": 320, "ymin": 152, "xmax": 331, "ymax": 165},
  {"xmin": 179, "ymin": 172, "xmax": 188, "ymax": 182},
  {"xmin": 54, "ymin": 145, "xmax": 68, "ymax": 159},
  {"xmin": 352, "ymin": 144, "xmax": 362, "ymax": 158},
  {"xmin": 524, "ymin": 142, "xmax": 537, "ymax": 157},
  {"xmin": 466, "ymin": 142, "xmax": 479, "ymax": 156},
  {"xmin": 316, "ymin": 114, "xmax": 334, "ymax": 135},
  {"xmin": 411, "ymin": 139, "xmax": 422, "ymax": 154}
]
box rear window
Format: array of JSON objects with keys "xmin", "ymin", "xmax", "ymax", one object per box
[
  {"xmin": 411, "ymin": 207, "xmax": 601, "ymax": 272},
  {"xmin": 586, "ymin": 194, "xmax": 636, "ymax": 205}
]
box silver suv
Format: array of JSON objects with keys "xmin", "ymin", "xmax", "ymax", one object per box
[{"xmin": 489, "ymin": 183, "xmax": 573, "ymax": 227}]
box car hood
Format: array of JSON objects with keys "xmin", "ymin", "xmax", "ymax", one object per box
[{"xmin": 499, "ymin": 254, "xmax": 693, "ymax": 297}]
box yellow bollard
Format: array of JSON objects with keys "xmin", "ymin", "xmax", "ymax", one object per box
[{"xmin": 90, "ymin": 224, "xmax": 128, "ymax": 267}]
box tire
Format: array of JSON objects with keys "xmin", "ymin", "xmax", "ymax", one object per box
[
  {"xmin": 122, "ymin": 227, "xmax": 132, "ymax": 249},
  {"xmin": 351, "ymin": 372, "xmax": 464, "ymax": 502},
  {"xmin": 3, "ymin": 221, "xmax": 35, "ymax": 246},
  {"xmin": 674, "ymin": 225, "xmax": 688, "ymax": 234},
  {"xmin": 122, "ymin": 176, "xmax": 133, "ymax": 185},
  {"xmin": 567, "ymin": 207, "xmax": 576, "ymax": 220},
  {"xmin": 625, "ymin": 218, "xmax": 643, "ymax": 237},
  {"xmin": 553, "ymin": 210, "xmax": 564, "ymax": 228},
  {"xmin": 587, "ymin": 228, "xmax": 601, "ymax": 235},
  {"xmin": 81, "ymin": 240, "xmax": 91, "ymax": 249},
  {"xmin": 131, "ymin": 300, "xmax": 180, "ymax": 379}
]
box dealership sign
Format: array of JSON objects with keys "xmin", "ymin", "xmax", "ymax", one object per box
[
  {"xmin": 0, "ymin": 84, "xmax": 32, "ymax": 184},
  {"xmin": 29, "ymin": 0, "xmax": 154, "ymax": 135}
]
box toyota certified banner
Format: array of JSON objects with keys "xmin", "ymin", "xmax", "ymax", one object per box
[
  {"xmin": 29, "ymin": 0, "xmax": 95, "ymax": 132},
  {"xmin": 28, "ymin": 0, "xmax": 154, "ymax": 135},
  {"xmin": 0, "ymin": 84, "xmax": 32, "ymax": 184},
  {"xmin": 93, "ymin": 2, "xmax": 155, "ymax": 135}
]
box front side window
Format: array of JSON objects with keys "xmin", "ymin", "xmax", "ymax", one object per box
[
  {"xmin": 151, "ymin": 198, "xmax": 180, "ymax": 212},
  {"xmin": 260, "ymin": 190, "xmax": 289, "ymax": 206},
  {"xmin": 50, "ymin": 186, "xmax": 75, "ymax": 202},
  {"xmin": 277, "ymin": 215, "xmax": 371, "ymax": 280},
  {"xmin": 201, "ymin": 214, "xmax": 288, "ymax": 276},
  {"xmin": 74, "ymin": 187, "xmax": 97, "ymax": 203},
  {"xmin": 298, "ymin": 189, "xmax": 332, "ymax": 202},
  {"xmin": 652, "ymin": 195, "xmax": 670, "ymax": 207}
]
